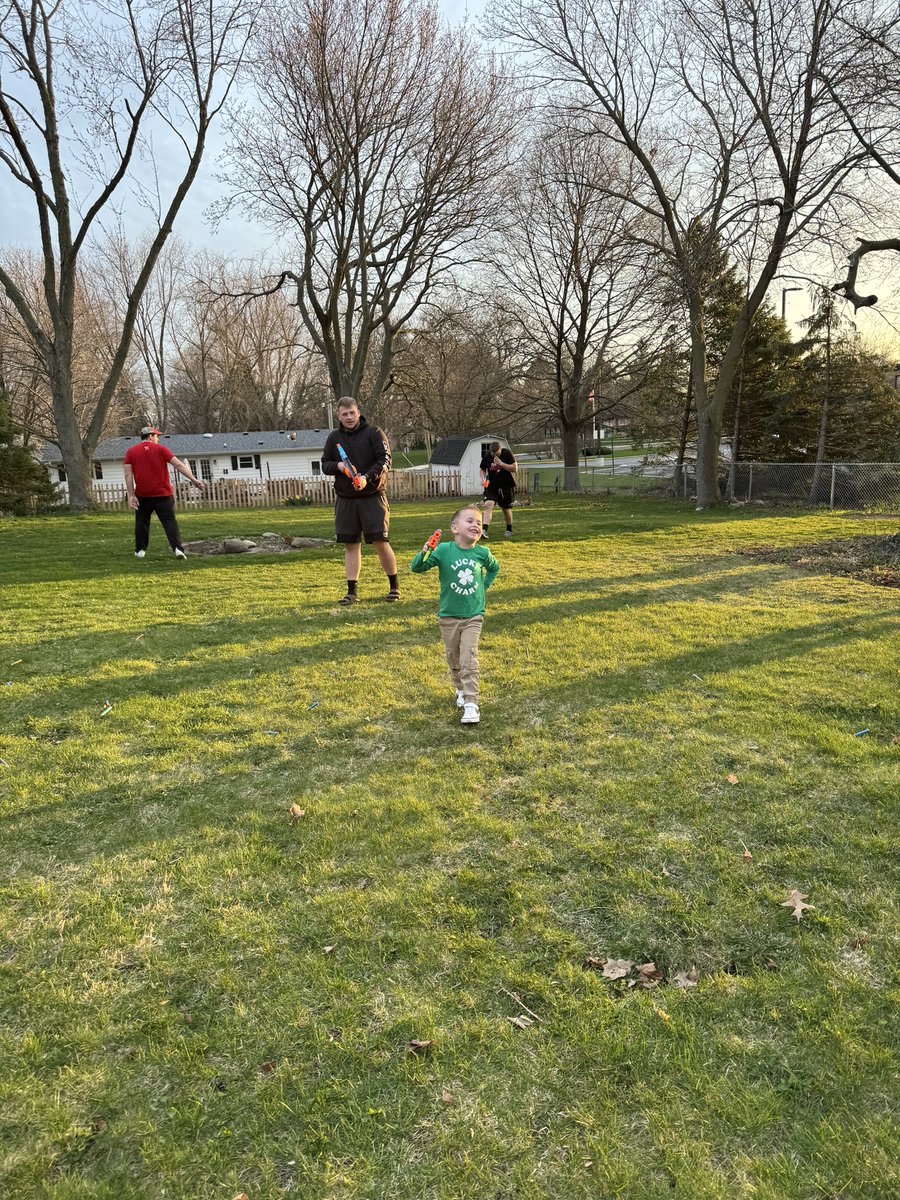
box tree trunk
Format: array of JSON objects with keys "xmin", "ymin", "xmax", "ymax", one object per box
[
  {"xmin": 562, "ymin": 422, "xmax": 581, "ymax": 489},
  {"xmin": 695, "ymin": 403, "xmax": 722, "ymax": 509},
  {"xmin": 51, "ymin": 389, "xmax": 93, "ymax": 510}
]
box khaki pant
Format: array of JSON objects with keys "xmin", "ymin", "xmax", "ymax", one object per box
[{"xmin": 438, "ymin": 615, "xmax": 484, "ymax": 704}]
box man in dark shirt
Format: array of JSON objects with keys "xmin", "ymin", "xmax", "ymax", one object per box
[
  {"xmin": 124, "ymin": 427, "xmax": 205, "ymax": 559},
  {"xmin": 479, "ymin": 441, "xmax": 517, "ymax": 539},
  {"xmin": 321, "ymin": 398, "xmax": 399, "ymax": 604}
]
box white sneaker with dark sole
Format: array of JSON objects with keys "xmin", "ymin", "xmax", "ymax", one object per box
[
  {"xmin": 461, "ymin": 703, "xmax": 480, "ymax": 724},
  {"xmin": 135, "ymin": 550, "xmax": 146, "ymax": 558},
  {"xmin": 174, "ymin": 548, "xmax": 187, "ymax": 559}
]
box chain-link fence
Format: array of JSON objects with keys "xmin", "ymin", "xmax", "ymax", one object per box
[{"xmin": 524, "ymin": 461, "xmax": 900, "ymax": 511}]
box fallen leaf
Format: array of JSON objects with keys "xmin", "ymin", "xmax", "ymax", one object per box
[
  {"xmin": 323, "ymin": 945, "xmax": 335, "ymax": 954},
  {"xmin": 672, "ymin": 966, "xmax": 700, "ymax": 988},
  {"xmin": 849, "ymin": 936, "xmax": 869, "ymax": 949},
  {"xmin": 892, "ymin": 734, "xmax": 900, "ymax": 744},
  {"xmin": 582, "ymin": 955, "xmax": 604, "ymax": 971},
  {"xmin": 327, "ymin": 1028, "xmax": 342, "ymax": 1042},
  {"xmin": 406, "ymin": 1039, "xmax": 433, "ymax": 1054},
  {"xmin": 727, "ymin": 773, "xmax": 739, "ymax": 784},
  {"xmin": 440, "ymin": 1090, "xmax": 455, "ymax": 1105},
  {"xmin": 289, "ymin": 803, "xmax": 305, "ymax": 822},
  {"xmin": 630, "ymin": 962, "xmax": 663, "ymax": 989},
  {"xmin": 179, "ymin": 1008, "xmax": 193, "ymax": 1024},
  {"xmin": 601, "ymin": 958, "xmax": 633, "ymax": 980},
  {"xmin": 90, "ymin": 1119, "xmax": 108, "ymax": 1134},
  {"xmin": 655, "ymin": 1008, "xmax": 671, "ymax": 1021},
  {"xmin": 507, "ymin": 1014, "xmax": 534, "ymax": 1029},
  {"xmin": 742, "ymin": 846, "xmax": 753, "ymax": 862},
  {"xmin": 780, "ymin": 889, "xmax": 814, "ymax": 922},
  {"xmin": 233, "ymin": 1194, "xmax": 250, "ymax": 1200},
  {"xmin": 260, "ymin": 1060, "xmax": 278, "ymax": 1073}
]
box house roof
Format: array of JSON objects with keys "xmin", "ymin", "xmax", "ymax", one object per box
[
  {"xmin": 430, "ymin": 434, "xmax": 507, "ymax": 466},
  {"xmin": 39, "ymin": 429, "xmax": 331, "ymax": 464}
]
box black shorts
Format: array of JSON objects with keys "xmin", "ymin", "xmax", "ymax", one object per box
[
  {"xmin": 334, "ymin": 493, "xmax": 390, "ymax": 543},
  {"xmin": 484, "ymin": 484, "xmax": 514, "ymax": 508}
]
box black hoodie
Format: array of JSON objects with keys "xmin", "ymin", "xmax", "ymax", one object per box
[{"xmin": 321, "ymin": 416, "xmax": 392, "ymax": 498}]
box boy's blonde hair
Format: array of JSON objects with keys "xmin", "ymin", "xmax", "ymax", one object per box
[{"xmin": 451, "ymin": 505, "xmax": 482, "ymax": 525}]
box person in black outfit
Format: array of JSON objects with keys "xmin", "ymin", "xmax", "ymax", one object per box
[
  {"xmin": 479, "ymin": 441, "xmax": 517, "ymax": 539},
  {"xmin": 321, "ymin": 398, "xmax": 400, "ymax": 604}
]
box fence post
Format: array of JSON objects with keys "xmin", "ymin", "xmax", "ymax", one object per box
[
  {"xmin": 829, "ymin": 463, "xmax": 836, "ymax": 509},
  {"xmin": 747, "ymin": 464, "xmax": 753, "ymax": 502},
  {"xmin": 631, "ymin": 467, "xmax": 636, "ymax": 496}
]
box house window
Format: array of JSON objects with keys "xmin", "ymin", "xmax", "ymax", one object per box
[
  {"xmin": 188, "ymin": 459, "xmax": 197, "ymax": 474},
  {"xmin": 480, "ymin": 442, "xmax": 493, "ymax": 458},
  {"xmin": 200, "ymin": 459, "xmax": 212, "ymax": 481},
  {"xmin": 238, "ymin": 455, "xmax": 254, "ymax": 470},
  {"xmin": 311, "ymin": 460, "xmax": 321, "ymax": 476},
  {"xmin": 92, "ymin": 462, "xmax": 103, "ymax": 479}
]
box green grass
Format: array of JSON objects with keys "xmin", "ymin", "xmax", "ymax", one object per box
[{"xmin": 1, "ymin": 497, "xmax": 898, "ymax": 1200}]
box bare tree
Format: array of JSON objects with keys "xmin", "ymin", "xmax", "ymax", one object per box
[
  {"xmin": 493, "ymin": 111, "xmax": 664, "ymax": 488},
  {"xmin": 392, "ymin": 293, "xmax": 525, "ymax": 441},
  {"xmin": 221, "ymin": 0, "xmax": 517, "ymax": 416},
  {"xmin": 493, "ymin": 0, "xmax": 875, "ymax": 505},
  {"xmin": 0, "ymin": 0, "xmax": 255, "ymax": 509}
]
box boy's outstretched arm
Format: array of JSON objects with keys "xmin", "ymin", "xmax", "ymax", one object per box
[
  {"xmin": 483, "ymin": 549, "xmax": 500, "ymax": 588},
  {"xmin": 411, "ymin": 545, "xmax": 440, "ymax": 573}
]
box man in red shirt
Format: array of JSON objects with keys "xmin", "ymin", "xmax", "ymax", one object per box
[{"xmin": 124, "ymin": 427, "xmax": 205, "ymax": 559}]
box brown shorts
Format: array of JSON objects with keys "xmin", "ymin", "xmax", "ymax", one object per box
[{"xmin": 334, "ymin": 493, "xmax": 390, "ymax": 543}]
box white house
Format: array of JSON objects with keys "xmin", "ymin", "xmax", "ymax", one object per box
[
  {"xmin": 429, "ymin": 435, "xmax": 513, "ymax": 494},
  {"xmin": 41, "ymin": 429, "xmax": 332, "ymax": 495}
]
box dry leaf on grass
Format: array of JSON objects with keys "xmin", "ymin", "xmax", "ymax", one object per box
[
  {"xmin": 507, "ymin": 1014, "xmax": 534, "ymax": 1029},
  {"xmin": 583, "ymin": 955, "xmax": 605, "ymax": 971},
  {"xmin": 672, "ymin": 966, "xmax": 700, "ymax": 988},
  {"xmin": 406, "ymin": 1039, "xmax": 433, "ymax": 1055},
  {"xmin": 742, "ymin": 846, "xmax": 753, "ymax": 862},
  {"xmin": 781, "ymin": 889, "xmax": 814, "ymax": 922},
  {"xmin": 440, "ymin": 1090, "xmax": 455, "ymax": 1105},
  {"xmin": 289, "ymin": 803, "xmax": 305, "ymax": 822},
  {"xmin": 630, "ymin": 962, "xmax": 663, "ymax": 989},
  {"xmin": 655, "ymin": 1008, "xmax": 671, "ymax": 1021},
  {"xmin": 727, "ymin": 773, "xmax": 739, "ymax": 784},
  {"xmin": 323, "ymin": 945, "xmax": 335, "ymax": 954},
  {"xmin": 260, "ymin": 1060, "xmax": 278, "ymax": 1073},
  {"xmin": 601, "ymin": 958, "xmax": 634, "ymax": 980}
]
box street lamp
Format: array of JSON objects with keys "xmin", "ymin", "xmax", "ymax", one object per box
[{"xmin": 781, "ymin": 286, "xmax": 802, "ymax": 321}]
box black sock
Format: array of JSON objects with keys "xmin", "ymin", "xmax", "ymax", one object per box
[
  {"xmin": 388, "ymin": 573, "xmax": 398, "ymax": 589},
  {"xmin": 506, "ymin": 522, "xmax": 512, "ymax": 532},
  {"xmin": 346, "ymin": 579, "xmax": 358, "ymax": 596}
]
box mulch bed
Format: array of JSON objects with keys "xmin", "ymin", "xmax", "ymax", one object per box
[{"xmin": 738, "ymin": 531, "xmax": 900, "ymax": 589}]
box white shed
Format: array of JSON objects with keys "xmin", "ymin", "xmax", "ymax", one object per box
[
  {"xmin": 430, "ymin": 435, "xmax": 513, "ymax": 494},
  {"xmin": 40, "ymin": 429, "xmax": 332, "ymax": 495}
]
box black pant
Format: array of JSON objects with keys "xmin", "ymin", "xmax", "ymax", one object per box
[{"xmin": 135, "ymin": 495, "xmax": 183, "ymax": 552}]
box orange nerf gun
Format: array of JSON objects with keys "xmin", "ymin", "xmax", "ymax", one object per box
[
  {"xmin": 337, "ymin": 443, "xmax": 366, "ymax": 490},
  {"xmin": 422, "ymin": 528, "xmax": 442, "ymax": 561}
]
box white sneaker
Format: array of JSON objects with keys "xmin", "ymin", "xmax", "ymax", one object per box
[
  {"xmin": 455, "ymin": 689, "xmax": 465, "ymax": 708},
  {"xmin": 461, "ymin": 703, "xmax": 480, "ymax": 724},
  {"xmin": 174, "ymin": 548, "xmax": 187, "ymax": 559},
  {"xmin": 135, "ymin": 550, "xmax": 146, "ymax": 558}
]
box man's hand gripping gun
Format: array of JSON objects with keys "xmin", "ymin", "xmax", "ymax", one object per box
[{"xmin": 337, "ymin": 443, "xmax": 366, "ymax": 490}]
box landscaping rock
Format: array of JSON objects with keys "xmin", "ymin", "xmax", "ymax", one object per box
[{"xmin": 223, "ymin": 538, "xmax": 257, "ymax": 553}]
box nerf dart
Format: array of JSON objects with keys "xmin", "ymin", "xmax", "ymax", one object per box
[
  {"xmin": 422, "ymin": 528, "xmax": 442, "ymax": 561},
  {"xmin": 337, "ymin": 443, "xmax": 366, "ymax": 490}
]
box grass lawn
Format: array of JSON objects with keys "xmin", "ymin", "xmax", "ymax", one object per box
[{"xmin": 0, "ymin": 496, "xmax": 898, "ymax": 1200}]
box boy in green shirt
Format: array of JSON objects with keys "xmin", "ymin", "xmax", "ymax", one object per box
[{"xmin": 411, "ymin": 505, "xmax": 500, "ymax": 725}]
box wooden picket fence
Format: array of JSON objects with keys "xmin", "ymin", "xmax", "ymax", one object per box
[{"xmin": 88, "ymin": 470, "xmax": 463, "ymax": 511}]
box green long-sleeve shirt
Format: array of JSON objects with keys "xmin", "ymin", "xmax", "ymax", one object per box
[{"xmin": 410, "ymin": 541, "xmax": 500, "ymax": 618}]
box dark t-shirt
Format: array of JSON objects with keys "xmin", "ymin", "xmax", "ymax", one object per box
[
  {"xmin": 124, "ymin": 440, "xmax": 175, "ymax": 497},
  {"xmin": 480, "ymin": 448, "xmax": 516, "ymax": 493}
]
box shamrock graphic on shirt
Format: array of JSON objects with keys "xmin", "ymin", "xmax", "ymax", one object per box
[{"xmin": 457, "ymin": 567, "xmax": 474, "ymax": 587}]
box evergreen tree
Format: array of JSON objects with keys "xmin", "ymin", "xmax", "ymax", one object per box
[{"xmin": 0, "ymin": 396, "xmax": 58, "ymax": 514}]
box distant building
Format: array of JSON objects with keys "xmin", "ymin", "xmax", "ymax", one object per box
[
  {"xmin": 40, "ymin": 430, "xmax": 331, "ymax": 495},
  {"xmin": 429, "ymin": 435, "xmax": 513, "ymax": 493}
]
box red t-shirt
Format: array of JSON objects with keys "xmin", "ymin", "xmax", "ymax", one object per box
[{"xmin": 124, "ymin": 440, "xmax": 175, "ymax": 497}]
